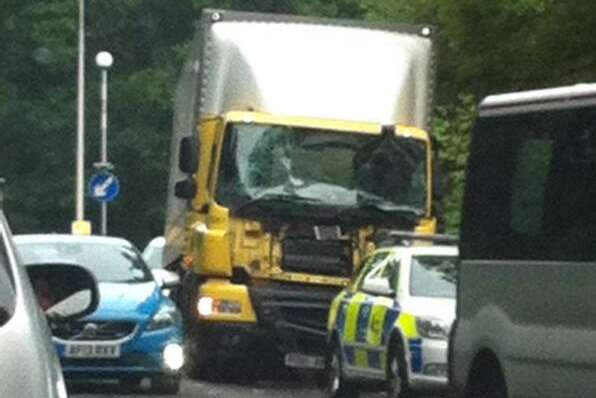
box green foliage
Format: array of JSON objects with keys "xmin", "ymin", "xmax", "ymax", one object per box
[
  {"xmin": 3, "ymin": 0, "xmax": 596, "ymax": 245},
  {"xmin": 433, "ymin": 95, "xmax": 476, "ymax": 233}
]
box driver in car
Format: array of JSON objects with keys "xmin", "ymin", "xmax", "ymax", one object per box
[{"xmin": 33, "ymin": 278, "xmax": 55, "ymax": 311}]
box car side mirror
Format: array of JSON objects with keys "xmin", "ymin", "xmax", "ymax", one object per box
[
  {"xmin": 362, "ymin": 278, "xmax": 395, "ymax": 297},
  {"xmin": 152, "ymin": 269, "xmax": 181, "ymax": 289},
  {"xmin": 26, "ymin": 263, "xmax": 100, "ymax": 321},
  {"xmin": 179, "ymin": 135, "xmax": 199, "ymax": 174},
  {"xmin": 174, "ymin": 178, "xmax": 197, "ymax": 199}
]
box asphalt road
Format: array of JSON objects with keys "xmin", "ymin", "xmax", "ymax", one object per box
[
  {"xmin": 69, "ymin": 375, "xmax": 386, "ymax": 398},
  {"xmin": 69, "ymin": 353, "xmax": 437, "ymax": 398}
]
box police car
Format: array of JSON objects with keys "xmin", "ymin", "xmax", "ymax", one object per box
[{"xmin": 326, "ymin": 244, "xmax": 457, "ymax": 398}]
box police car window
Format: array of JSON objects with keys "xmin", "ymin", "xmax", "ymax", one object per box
[
  {"xmin": 356, "ymin": 251, "xmax": 391, "ymax": 289},
  {"xmin": 410, "ymin": 255, "xmax": 456, "ymax": 298},
  {"xmin": 360, "ymin": 253, "xmax": 393, "ymax": 289},
  {"xmin": 0, "ymin": 231, "xmax": 16, "ymax": 326}
]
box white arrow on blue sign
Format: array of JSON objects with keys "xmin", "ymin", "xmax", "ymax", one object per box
[{"xmin": 88, "ymin": 172, "xmax": 120, "ymax": 203}]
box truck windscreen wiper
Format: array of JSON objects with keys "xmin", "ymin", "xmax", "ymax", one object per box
[
  {"xmin": 335, "ymin": 200, "xmax": 424, "ymax": 224},
  {"xmin": 233, "ymin": 193, "xmax": 323, "ymax": 216}
]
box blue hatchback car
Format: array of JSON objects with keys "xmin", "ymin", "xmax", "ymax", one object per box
[{"xmin": 14, "ymin": 234, "xmax": 184, "ymax": 394}]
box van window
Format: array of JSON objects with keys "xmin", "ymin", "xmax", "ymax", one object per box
[
  {"xmin": 461, "ymin": 106, "xmax": 596, "ymax": 261},
  {"xmin": 0, "ymin": 231, "xmax": 16, "ymax": 326}
]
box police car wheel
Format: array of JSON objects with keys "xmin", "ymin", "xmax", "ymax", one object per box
[
  {"xmin": 327, "ymin": 343, "xmax": 359, "ymax": 398},
  {"xmin": 387, "ymin": 342, "xmax": 414, "ymax": 398}
]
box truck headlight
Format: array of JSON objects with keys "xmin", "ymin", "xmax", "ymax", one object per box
[
  {"xmin": 197, "ymin": 296, "xmax": 242, "ymax": 317},
  {"xmin": 416, "ymin": 317, "xmax": 450, "ymax": 340},
  {"xmin": 147, "ymin": 306, "xmax": 178, "ymax": 331}
]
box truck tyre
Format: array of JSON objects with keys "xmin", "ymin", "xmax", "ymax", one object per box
[
  {"xmin": 180, "ymin": 271, "xmax": 200, "ymax": 333},
  {"xmin": 185, "ymin": 329, "xmax": 219, "ymax": 381},
  {"xmin": 387, "ymin": 338, "xmax": 415, "ymax": 398},
  {"xmin": 151, "ymin": 374, "xmax": 181, "ymax": 394},
  {"xmin": 326, "ymin": 341, "xmax": 359, "ymax": 398}
]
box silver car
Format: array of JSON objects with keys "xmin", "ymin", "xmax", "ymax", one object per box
[{"xmin": 0, "ymin": 210, "xmax": 98, "ymax": 398}]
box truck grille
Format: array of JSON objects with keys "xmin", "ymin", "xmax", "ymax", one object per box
[
  {"xmin": 249, "ymin": 281, "xmax": 342, "ymax": 354},
  {"xmin": 281, "ymin": 238, "xmax": 353, "ymax": 277},
  {"xmin": 52, "ymin": 320, "xmax": 137, "ymax": 341}
]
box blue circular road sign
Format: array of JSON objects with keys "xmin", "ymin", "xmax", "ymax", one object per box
[{"xmin": 88, "ymin": 172, "xmax": 120, "ymax": 203}]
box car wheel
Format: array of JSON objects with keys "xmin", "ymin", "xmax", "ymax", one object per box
[
  {"xmin": 387, "ymin": 339, "xmax": 415, "ymax": 398},
  {"xmin": 465, "ymin": 363, "xmax": 507, "ymax": 398},
  {"xmin": 326, "ymin": 341, "xmax": 359, "ymax": 398},
  {"xmin": 151, "ymin": 374, "xmax": 181, "ymax": 394}
]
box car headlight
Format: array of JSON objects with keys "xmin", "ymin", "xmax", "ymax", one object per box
[
  {"xmin": 147, "ymin": 305, "xmax": 178, "ymax": 331},
  {"xmin": 197, "ymin": 296, "xmax": 242, "ymax": 317},
  {"xmin": 416, "ymin": 317, "xmax": 450, "ymax": 340},
  {"xmin": 163, "ymin": 343, "xmax": 185, "ymax": 371}
]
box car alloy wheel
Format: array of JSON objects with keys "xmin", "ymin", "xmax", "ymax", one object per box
[
  {"xmin": 387, "ymin": 340, "xmax": 413, "ymax": 398},
  {"xmin": 388, "ymin": 355, "xmax": 402, "ymax": 397},
  {"xmin": 327, "ymin": 343, "xmax": 358, "ymax": 398},
  {"xmin": 329, "ymin": 350, "xmax": 342, "ymax": 396}
]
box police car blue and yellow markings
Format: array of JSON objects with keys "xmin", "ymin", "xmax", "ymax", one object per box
[
  {"xmin": 328, "ymin": 290, "xmax": 349, "ymax": 333},
  {"xmin": 396, "ymin": 312, "xmax": 424, "ymax": 374},
  {"xmin": 334, "ymin": 293, "xmax": 396, "ymax": 370}
]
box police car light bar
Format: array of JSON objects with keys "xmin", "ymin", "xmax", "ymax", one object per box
[{"xmin": 375, "ymin": 230, "xmax": 458, "ymax": 247}]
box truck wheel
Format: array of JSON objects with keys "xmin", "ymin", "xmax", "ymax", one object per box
[
  {"xmin": 387, "ymin": 339, "xmax": 415, "ymax": 398},
  {"xmin": 185, "ymin": 330, "xmax": 219, "ymax": 381},
  {"xmin": 326, "ymin": 341, "xmax": 359, "ymax": 398},
  {"xmin": 151, "ymin": 374, "xmax": 180, "ymax": 394}
]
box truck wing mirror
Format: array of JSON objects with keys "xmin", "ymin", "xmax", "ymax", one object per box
[
  {"xmin": 179, "ymin": 135, "xmax": 199, "ymax": 174},
  {"xmin": 175, "ymin": 178, "xmax": 197, "ymax": 199}
]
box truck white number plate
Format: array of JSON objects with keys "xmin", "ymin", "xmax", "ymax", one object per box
[
  {"xmin": 65, "ymin": 343, "xmax": 121, "ymax": 358},
  {"xmin": 284, "ymin": 353, "xmax": 325, "ymax": 369}
]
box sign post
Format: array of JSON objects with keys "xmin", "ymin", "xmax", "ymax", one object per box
[
  {"xmin": 94, "ymin": 51, "xmax": 114, "ymax": 235},
  {"xmin": 88, "ymin": 171, "xmax": 120, "ymax": 234}
]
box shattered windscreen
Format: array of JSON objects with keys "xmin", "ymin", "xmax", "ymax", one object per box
[{"xmin": 216, "ymin": 123, "xmax": 427, "ymax": 222}]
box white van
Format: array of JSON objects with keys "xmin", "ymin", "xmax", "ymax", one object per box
[{"xmin": 450, "ymin": 84, "xmax": 596, "ymax": 398}]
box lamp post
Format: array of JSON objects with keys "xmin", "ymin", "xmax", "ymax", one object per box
[
  {"xmin": 95, "ymin": 51, "xmax": 114, "ymax": 236},
  {"xmin": 72, "ymin": 0, "xmax": 91, "ymax": 235}
]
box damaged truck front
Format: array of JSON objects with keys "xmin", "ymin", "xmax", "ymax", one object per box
[{"xmin": 165, "ymin": 9, "xmax": 438, "ymax": 374}]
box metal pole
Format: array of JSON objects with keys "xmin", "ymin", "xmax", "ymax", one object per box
[
  {"xmin": 100, "ymin": 69, "xmax": 108, "ymax": 235},
  {"xmin": 76, "ymin": 0, "xmax": 85, "ymax": 221}
]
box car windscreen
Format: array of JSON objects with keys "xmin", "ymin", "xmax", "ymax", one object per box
[
  {"xmin": 17, "ymin": 241, "xmax": 153, "ymax": 283},
  {"xmin": 409, "ymin": 255, "xmax": 456, "ymax": 298}
]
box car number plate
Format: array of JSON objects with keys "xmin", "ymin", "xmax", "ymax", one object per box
[{"xmin": 64, "ymin": 343, "xmax": 121, "ymax": 358}]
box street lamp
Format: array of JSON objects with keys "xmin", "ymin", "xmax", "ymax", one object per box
[
  {"xmin": 72, "ymin": 0, "xmax": 91, "ymax": 236},
  {"xmin": 95, "ymin": 51, "xmax": 114, "ymax": 236}
]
